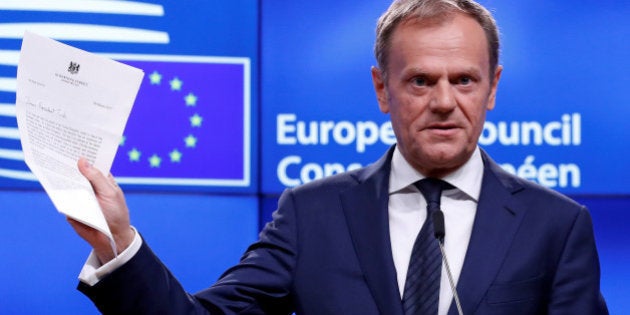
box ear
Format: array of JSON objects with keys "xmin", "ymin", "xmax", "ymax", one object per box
[
  {"xmin": 486, "ymin": 65, "xmax": 503, "ymax": 110},
  {"xmin": 371, "ymin": 66, "xmax": 390, "ymax": 113}
]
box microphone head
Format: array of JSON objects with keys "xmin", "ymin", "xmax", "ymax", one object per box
[{"xmin": 432, "ymin": 210, "xmax": 445, "ymax": 241}]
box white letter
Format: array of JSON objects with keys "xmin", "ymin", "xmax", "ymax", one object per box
[
  {"xmin": 517, "ymin": 155, "xmax": 537, "ymax": 180},
  {"xmin": 324, "ymin": 163, "xmax": 346, "ymax": 177},
  {"xmin": 500, "ymin": 163, "xmax": 516, "ymax": 174},
  {"xmin": 380, "ymin": 122, "xmax": 396, "ymax": 145},
  {"xmin": 356, "ymin": 121, "xmax": 379, "ymax": 153},
  {"xmin": 301, "ymin": 163, "xmax": 324, "ymax": 183},
  {"xmin": 562, "ymin": 114, "xmax": 571, "ymax": 145},
  {"xmin": 347, "ymin": 163, "xmax": 363, "ymax": 171},
  {"xmin": 521, "ymin": 122, "xmax": 543, "ymax": 145},
  {"xmin": 537, "ymin": 163, "xmax": 558, "ymax": 187},
  {"xmin": 498, "ymin": 122, "xmax": 520, "ymax": 145},
  {"xmin": 319, "ymin": 121, "xmax": 335, "ymax": 145},
  {"xmin": 297, "ymin": 121, "xmax": 318, "ymax": 145},
  {"xmin": 277, "ymin": 155, "xmax": 301, "ymax": 186},
  {"xmin": 479, "ymin": 121, "xmax": 497, "ymax": 145},
  {"xmin": 572, "ymin": 113, "xmax": 581, "ymax": 145},
  {"xmin": 543, "ymin": 122, "xmax": 562, "ymax": 146},
  {"xmin": 333, "ymin": 121, "xmax": 356, "ymax": 145},
  {"xmin": 559, "ymin": 163, "xmax": 581, "ymax": 187},
  {"xmin": 277, "ymin": 114, "xmax": 296, "ymax": 145}
]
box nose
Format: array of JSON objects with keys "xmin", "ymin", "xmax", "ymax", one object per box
[{"xmin": 429, "ymin": 80, "xmax": 456, "ymax": 113}]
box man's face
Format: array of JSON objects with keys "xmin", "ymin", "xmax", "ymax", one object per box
[{"xmin": 372, "ymin": 13, "xmax": 502, "ymax": 177}]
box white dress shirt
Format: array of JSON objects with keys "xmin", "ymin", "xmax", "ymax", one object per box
[
  {"xmin": 79, "ymin": 226, "xmax": 142, "ymax": 286},
  {"xmin": 80, "ymin": 146, "xmax": 484, "ymax": 315},
  {"xmin": 388, "ymin": 146, "xmax": 483, "ymax": 315}
]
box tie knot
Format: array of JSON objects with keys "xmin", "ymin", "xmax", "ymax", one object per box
[{"xmin": 414, "ymin": 178, "xmax": 452, "ymax": 212}]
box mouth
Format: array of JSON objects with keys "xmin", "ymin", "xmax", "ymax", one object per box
[
  {"xmin": 423, "ymin": 122, "xmax": 460, "ymax": 136},
  {"xmin": 426, "ymin": 122, "xmax": 459, "ymax": 130}
]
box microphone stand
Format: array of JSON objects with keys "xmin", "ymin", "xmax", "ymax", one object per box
[{"xmin": 433, "ymin": 210, "xmax": 464, "ymax": 315}]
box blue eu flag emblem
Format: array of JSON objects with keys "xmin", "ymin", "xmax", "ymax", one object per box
[{"xmin": 111, "ymin": 56, "xmax": 250, "ymax": 187}]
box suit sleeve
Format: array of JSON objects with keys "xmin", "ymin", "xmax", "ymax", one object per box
[
  {"xmin": 78, "ymin": 189, "xmax": 299, "ymax": 315},
  {"xmin": 78, "ymin": 240, "xmax": 210, "ymax": 314},
  {"xmin": 195, "ymin": 189, "xmax": 298, "ymax": 314},
  {"xmin": 548, "ymin": 207, "xmax": 608, "ymax": 315}
]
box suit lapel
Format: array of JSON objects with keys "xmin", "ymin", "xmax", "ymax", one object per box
[
  {"xmin": 339, "ymin": 148, "xmax": 526, "ymax": 315},
  {"xmin": 449, "ymin": 151, "xmax": 526, "ymax": 315},
  {"xmin": 340, "ymin": 147, "xmax": 404, "ymax": 315}
]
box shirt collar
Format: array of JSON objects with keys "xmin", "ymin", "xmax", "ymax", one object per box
[{"xmin": 389, "ymin": 145, "xmax": 484, "ymax": 202}]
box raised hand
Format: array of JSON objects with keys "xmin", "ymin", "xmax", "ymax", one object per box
[{"xmin": 67, "ymin": 158, "xmax": 135, "ymax": 264}]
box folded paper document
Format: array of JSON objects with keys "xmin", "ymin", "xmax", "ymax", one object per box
[{"xmin": 16, "ymin": 31, "xmax": 143, "ymax": 254}]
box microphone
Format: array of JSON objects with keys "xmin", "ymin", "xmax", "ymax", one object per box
[{"xmin": 432, "ymin": 210, "xmax": 464, "ymax": 315}]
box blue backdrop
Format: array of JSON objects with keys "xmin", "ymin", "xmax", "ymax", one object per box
[{"xmin": 1, "ymin": 0, "xmax": 628, "ymax": 313}]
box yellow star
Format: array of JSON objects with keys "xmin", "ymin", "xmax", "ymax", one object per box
[
  {"xmin": 148, "ymin": 154, "xmax": 162, "ymax": 168},
  {"xmin": 190, "ymin": 113, "xmax": 203, "ymax": 127},
  {"xmin": 128, "ymin": 148, "xmax": 141, "ymax": 162},
  {"xmin": 149, "ymin": 71, "xmax": 162, "ymax": 85},
  {"xmin": 184, "ymin": 134, "xmax": 198, "ymax": 148},
  {"xmin": 184, "ymin": 92, "xmax": 198, "ymax": 106},
  {"xmin": 169, "ymin": 77, "xmax": 183, "ymax": 91},
  {"xmin": 170, "ymin": 149, "xmax": 183, "ymax": 163}
]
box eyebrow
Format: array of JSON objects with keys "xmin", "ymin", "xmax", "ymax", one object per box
[{"xmin": 402, "ymin": 66, "xmax": 483, "ymax": 78}]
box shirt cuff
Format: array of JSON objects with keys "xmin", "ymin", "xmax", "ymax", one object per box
[{"xmin": 78, "ymin": 226, "xmax": 143, "ymax": 286}]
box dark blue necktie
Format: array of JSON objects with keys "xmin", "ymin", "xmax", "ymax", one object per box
[{"xmin": 402, "ymin": 178, "xmax": 450, "ymax": 315}]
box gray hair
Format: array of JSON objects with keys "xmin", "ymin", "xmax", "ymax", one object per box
[{"xmin": 375, "ymin": 0, "xmax": 500, "ymax": 79}]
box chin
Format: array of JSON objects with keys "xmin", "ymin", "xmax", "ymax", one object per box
[{"xmin": 417, "ymin": 148, "xmax": 468, "ymax": 171}]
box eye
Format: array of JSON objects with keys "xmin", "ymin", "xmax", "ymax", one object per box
[
  {"xmin": 412, "ymin": 76, "xmax": 427, "ymax": 86},
  {"xmin": 458, "ymin": 76, "xmax": 472, "ymax": 85}
]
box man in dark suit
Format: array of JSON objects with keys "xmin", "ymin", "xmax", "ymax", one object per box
[{"xmin": 69, "ymin": 0, "xmax": 608, "ymax": 314}]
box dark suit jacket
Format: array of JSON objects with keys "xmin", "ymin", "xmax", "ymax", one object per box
[{"xmin": 79, "ymin": 147, "xmax": 608, "ymax": 314}]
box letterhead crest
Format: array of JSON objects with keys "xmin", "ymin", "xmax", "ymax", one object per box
[{"xmin": 68, "ymin": 61, "xmax": 80, "ymax": 74}]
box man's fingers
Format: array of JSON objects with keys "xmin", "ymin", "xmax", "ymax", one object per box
[
  {"xmin": 78, "ymin": 157, "xmax": 112, "ymax": 195},
  {"xmin": 67, "ymin": 216, "xmax": 86, "ymax": 230},
  {"xmin": 66, "ymin": 217, "xmax": 99, "ymax": 242},
  {"xmin": 67, "ymin": 216, "xmax": 116, "ymax": 262},
  {"xmin": 107, "ymin": 173, "xmax": 119, "ymax": 188}
]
